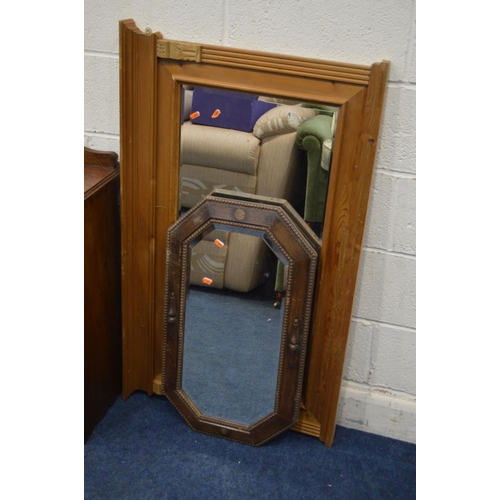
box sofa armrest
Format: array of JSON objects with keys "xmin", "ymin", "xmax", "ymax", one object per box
[
  {"xmin": 296, "ymin": 114, "xmax": 335, "ymax": 223},
  {"xmin": 253, "ymin": 105, "xmax": 317, "ymax": 140},
  {"xmin": 296, "ymin": 113, "xmax": 334, "ymax": 148}
]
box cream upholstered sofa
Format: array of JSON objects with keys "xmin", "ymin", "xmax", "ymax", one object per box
[{"xmin": 180, "ymin": 88, "xmax": 318, "ymax": 292}]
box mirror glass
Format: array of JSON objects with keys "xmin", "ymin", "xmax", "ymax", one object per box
[
  {"xmin": 182, "ymin": 225, "xmax": 287, "ymax": 426},
  {"xmin": 171, "ymin": 77, "xmax": 334, "ymax": 437},
  {"xmin": 179, "ymin": 85, "xmax": 338, "ymax": 242}
]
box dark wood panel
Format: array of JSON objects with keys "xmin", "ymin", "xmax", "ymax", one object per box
[{"xmin": 84, "ymin": 149, "xmax": 122, "ymax": 442}]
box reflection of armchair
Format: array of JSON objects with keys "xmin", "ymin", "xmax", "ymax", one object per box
[
  {"xmin": 274, "ymin": 108, "xmax": 337, "ymax": 305},
  {"xmin": 296, "ymin": 111, "xmax": 337, "ymax": 225},
  {"xmin": 180, "ymin": 89, "xmax": 317, "ymax": 292}
]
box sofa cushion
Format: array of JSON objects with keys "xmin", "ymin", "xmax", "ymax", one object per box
[
  {"xmin": 181, "ymin": 122, "xmax": 260, "ymax": 176},
  {"xmin": 190, "ymin": 87, "xmax": 277, "ymax": 132},
  {"xmin": 253, "ymin": 106, "xmax": 318, "ymax": 139},
  {"xmin": 180, "ymin": 164, "xmax": 257, "ymax": 209},
  {"xmin": 255, "ymin": 132, "xmax": 303, "ymax": 204}
]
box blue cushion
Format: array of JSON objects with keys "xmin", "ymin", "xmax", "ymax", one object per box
[{"xmin": 190, "ymin": 87, "xmax": 276, "ymax": 132}]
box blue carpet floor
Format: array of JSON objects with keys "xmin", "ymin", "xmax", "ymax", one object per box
[{"xmin": 84, "ymin": 392, "xmax": 416, "ymax": 499}]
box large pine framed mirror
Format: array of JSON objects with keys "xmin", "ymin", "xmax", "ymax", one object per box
[{"xmin": 119, "ymin": 18, "xmax": 389, "ymax": 446}]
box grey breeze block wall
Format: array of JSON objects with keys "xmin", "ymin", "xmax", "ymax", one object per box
[{"xmin": 84, "ymin": 0, "xmax": 416, "ymax": 443}]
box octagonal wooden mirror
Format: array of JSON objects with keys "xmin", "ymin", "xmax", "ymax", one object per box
[
  {"xmin": 119, "ymin": 18, "xmax": 389, "ymax": 446},
  {"xmin": 163, "ymin": 191, "xmax": 320, "ymax": 445}
]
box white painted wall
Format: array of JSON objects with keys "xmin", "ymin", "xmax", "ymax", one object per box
[{"xmin": 84, "ymin": 0, "xmax": 416, "ymax": 443}]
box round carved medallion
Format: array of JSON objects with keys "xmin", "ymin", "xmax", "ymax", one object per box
[{"xmin": 234, "ymin": 208, "xmax": 246, "ymax": 221}]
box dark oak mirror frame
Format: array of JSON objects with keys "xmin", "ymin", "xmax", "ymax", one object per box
[
  {"xmin": 163, "ymin": 191, "xmax": 320, "ymax": 445},
  {"xmin": 119, "ymin": 18, "xmax": 389, "ymax": 446}
]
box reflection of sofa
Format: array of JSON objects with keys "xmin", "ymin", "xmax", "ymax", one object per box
[
  {"xmin": 296, "ymin": 110, "xmax": 338, "ymax": 224},
  {"xmin": 180, "ymin": 88, "xmax": 318, "ymax": 292},
  {"xmin": 274, "ymin": 107, "xmax": 337, "ymax": 299}
]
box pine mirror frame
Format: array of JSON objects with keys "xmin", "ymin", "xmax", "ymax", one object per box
[{"xmin": 119, "ymin": 18, "xmax": 389, "ymax": 446}]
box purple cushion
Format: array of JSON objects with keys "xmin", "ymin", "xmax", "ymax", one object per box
[{"xmin": 190, "ymin": 87, "xmax": 277, "ymax": 132}]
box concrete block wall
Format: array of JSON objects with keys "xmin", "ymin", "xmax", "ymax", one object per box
[{"xmin": 85, "ymin": 0, "xmax": 416, "ymax": 443}]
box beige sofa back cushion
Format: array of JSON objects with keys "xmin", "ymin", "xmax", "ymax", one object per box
[{"xmin": 181, "ymin": 122, "xmax": 260, "ymax": 176}]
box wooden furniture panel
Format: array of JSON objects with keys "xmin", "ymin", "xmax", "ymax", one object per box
[{"xmin": 84, "ymin": 147, "xmax": 122, "ymax": 442}]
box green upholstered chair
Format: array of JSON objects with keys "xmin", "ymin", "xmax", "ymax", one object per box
[
  {"xmin": 296, "ymin": 109, "xmax": 337, "ymax": 224},
  {"xmin": 274, "ymin": 107, "xmax": 338, "ymax": 304}
]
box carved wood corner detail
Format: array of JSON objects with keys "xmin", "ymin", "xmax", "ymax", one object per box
[{"xmin": 157, "ymin": 39, "xmax": 201, "ymax": 62}]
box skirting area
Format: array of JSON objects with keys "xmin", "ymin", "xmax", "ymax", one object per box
[{"xmin": 337, "ymin": 381, "xmax": 416, "ymax": 444}]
